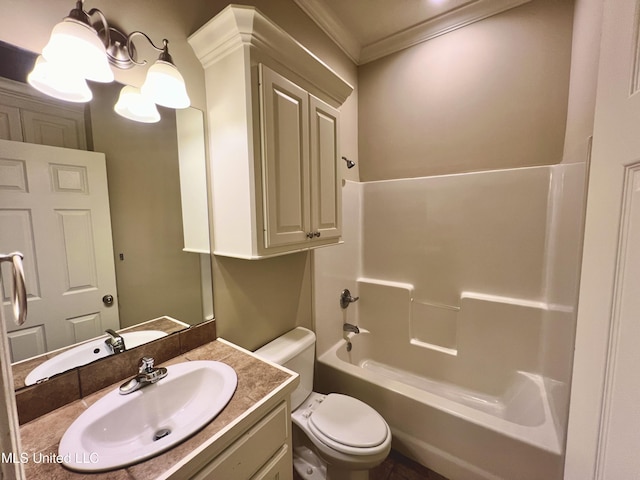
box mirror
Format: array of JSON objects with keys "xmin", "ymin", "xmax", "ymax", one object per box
[{"xmin": 0, "ymin": 41, "xmax": 213, "ymax": 390}]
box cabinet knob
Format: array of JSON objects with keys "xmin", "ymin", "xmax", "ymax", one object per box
[
  {"xmin": 306, "ymin": 232, "xmax": 314, "ymax": 239},
  {"xmin": 314, "ymin": 232, "xmax": 321, "ymax": 238}
]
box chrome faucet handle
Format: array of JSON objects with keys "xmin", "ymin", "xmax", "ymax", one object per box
[
  {"xmin": 139, "ymin": 356, "xmax": 155, "ymax": 374},
  {"xmin": 340, "ymin": 289, "xmax": 360, "ymax": 309},
  {"xmin": 120, "ymin": 356, "xmax": 167, "ymax": 395}
]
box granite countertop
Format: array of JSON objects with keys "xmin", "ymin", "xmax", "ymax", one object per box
[{"xmin": 19, "ymin": 339, "xmax": 296, "ymax": 480}]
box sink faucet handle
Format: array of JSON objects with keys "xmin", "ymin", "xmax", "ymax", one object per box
[
  {"xmin": 120, "ymin": 356, "xmax": 167, "ymax": 395},
  {"xmin": 139, "ymin": 357, "xmax": 155, "ymax": 374}
]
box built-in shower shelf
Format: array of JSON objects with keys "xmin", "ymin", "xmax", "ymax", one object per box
[{"xmin": 409, "ymin": 338, "xmax": 457, "ymax": 356}]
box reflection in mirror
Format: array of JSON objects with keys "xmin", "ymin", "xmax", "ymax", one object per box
[
  {"xmin": 24, "ymin": 330, "xmax": 168, "ymax": 386},
  {"xmin": 0, "ymin": 41, "xmax": 213, "ymax": 390}
]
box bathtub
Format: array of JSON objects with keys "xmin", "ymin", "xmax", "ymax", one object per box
[
  {"xmin": 316, "ymin": 333, "xmax": 564, "ymax": 480},
  {"xmin": 312, "ymin": 167, "xmax": 585, "ymax": 479}
]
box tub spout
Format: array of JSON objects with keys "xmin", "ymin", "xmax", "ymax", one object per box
[{"xmin": 343, "ymin": 323, "xmax": 360, "ymax": 334}]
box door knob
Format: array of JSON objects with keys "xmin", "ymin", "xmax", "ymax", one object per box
[{"xmin": 102, "ymin": 294, "xmax": 114, "ymax": 306}]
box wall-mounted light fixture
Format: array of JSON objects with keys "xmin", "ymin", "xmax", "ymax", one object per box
[{"xmin": 27, "ymin": 0, "xmax": 190, "ymax": 123}]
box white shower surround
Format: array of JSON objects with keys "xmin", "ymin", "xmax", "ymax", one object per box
[{"xmin": 313, "ymin": 163, "xmax": 586, "ymax": 480}]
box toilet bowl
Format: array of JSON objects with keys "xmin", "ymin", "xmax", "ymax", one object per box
[
  {"xmin": 293, "ymin": 392, "xmax": 391, "ymax": 475},
  {"xmin": 255, "ymin": 327, "xmax": 391, "ymax": 480}
]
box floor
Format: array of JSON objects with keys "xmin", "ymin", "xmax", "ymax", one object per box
[
  {"xmin": 370, "ymin": 450, "xmax": 448, "ymax": 480},
  {"xmin": 293, "ymin": 449, "xmax": 449, "ymax": 480}
]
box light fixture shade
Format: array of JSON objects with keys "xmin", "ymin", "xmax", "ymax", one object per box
[
  {"xmin": 27, "ymin": 56, "xmax": 93, "ymax": 103},
  {"xmin": 42, "ymin": 18, "xmax": 114, "ymax": 83},
  {"xmin": 140, "ymin": 60, "xmax": 190, "ymax": 109},
  {"xmin": 114, "ymin": 85, "xmax": 161, "ymax": 123}
]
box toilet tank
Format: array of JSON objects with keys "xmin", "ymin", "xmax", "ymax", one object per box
[{"xmin": 254, "ymin": 327, "xmax": 315, "ymax": 410}]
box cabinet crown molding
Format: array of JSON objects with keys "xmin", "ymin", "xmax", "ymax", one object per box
[{"xmin": 188, "ymin": 4, "xmax": 353, "ymax": 107}]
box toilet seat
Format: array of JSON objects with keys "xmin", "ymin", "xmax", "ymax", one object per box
[{"xmin": 306, "ymin": 393, "xmax": 390, "ymax": 456}]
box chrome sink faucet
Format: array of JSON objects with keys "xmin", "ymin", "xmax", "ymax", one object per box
[
  {"xmin": 105, "ymin": 329, "xmax": 126, "ymax": 354},
  {"xmin": 119, "ymin": 357, "xmax": 168, "ymax": 395}
]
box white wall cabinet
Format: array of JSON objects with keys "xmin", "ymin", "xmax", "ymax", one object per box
[
  {"xmin": 260, "ymin": 65, "xmax": 341, "ymax": 250},
  {"xmin": 189, "ymin": 5, "xmax": 352, "ymax": 259}
]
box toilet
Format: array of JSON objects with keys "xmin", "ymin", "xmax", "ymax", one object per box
[{"xmin": 255, "ymin": 327, "xmax": 391, "ymax": 480}]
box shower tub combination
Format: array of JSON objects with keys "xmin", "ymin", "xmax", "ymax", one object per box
[
  {"xmin": 318, "ymin": 314, "xmax": 563, "ymax": 480},
  {"xmin": 314, "ymin": 165, "xmax": 586, "ymax": 480}
]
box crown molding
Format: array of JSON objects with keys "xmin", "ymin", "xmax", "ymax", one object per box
[
  {"xmin": 292, "ymin": 0, "xmax": 362, "ymax": 64},
  {"xmin": 188, "ymin": 5, "xmax": 354, "ymax": 107},
  {"xmin": 294, "ymin": 0, "xmax": 531, "ymax": 65}
]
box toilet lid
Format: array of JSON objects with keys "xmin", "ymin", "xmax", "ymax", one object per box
[{"xmin": 308, "ymin": 394, "xmax": 388, "ymax": 448}]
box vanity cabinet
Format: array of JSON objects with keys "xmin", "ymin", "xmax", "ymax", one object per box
[
  {"xmin": 189, "ymin": 5, "xmax": 353, "ymax": 259},
  {"xmin": 192, "ymin": 401, "xmax": 292, "ymax": 480}
]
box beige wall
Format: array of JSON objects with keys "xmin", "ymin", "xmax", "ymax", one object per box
[
  {"xmin": 0, "ymin": 0, "xmax": 358, "ymax": 351},
  {"xmin": 357, "ymin": 0, "xmax": 574, "ymax": 181}
]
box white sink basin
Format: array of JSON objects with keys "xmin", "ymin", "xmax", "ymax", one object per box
[
  {"xmin": 24, "ymin": 330, "xmax": 167, "ymax": 386},
  {"xmin": 59, "ymin": 360, "xmax": 237, "ymax": 472}
]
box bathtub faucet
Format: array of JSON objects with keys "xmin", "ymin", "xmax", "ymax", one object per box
[
  {"xmin": 340, "ymin": 289, "xmax": 360, "ymax": 309},
  {"xmin": 343, "ymin": 323, "xmax": 360, "ymax": 334}
]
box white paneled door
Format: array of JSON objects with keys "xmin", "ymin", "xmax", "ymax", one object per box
[
  {"xmin": 0, "ymin": 139, "xmax": 118, "ymax": 362},
  {"xmin": 565, "ymin": 0, "xmax": 640, "ymax": 478}
]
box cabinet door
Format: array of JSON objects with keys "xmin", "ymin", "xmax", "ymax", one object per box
[
  {"xmin": 192, "ymin": 402, "xmax": 289, "ymax": 480},
  {"xmin": 251, "ymin": 445, "xmax": 292, "ymax": 480},
  {"xmin": 259, "ymin": 65, "xmax": 311, "ymax": 248},
  {"xmin": 309, "ymin": 95, "xmax": 341, "ymax": 241},
  {"xmin": 21, "ymin": 108, "xmax": 87, "ymax": 150},
  {"xmin": 0, "ymin": 104, "xmax": 22, "ymax": 141}
]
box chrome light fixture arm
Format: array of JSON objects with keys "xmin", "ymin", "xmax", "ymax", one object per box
[
  {"xmin": 85, "ymin": 8, "xmax": 111, "ymax": 48},
  {"xmin": 126, "ymin": 32, "xmax": 173, "ymax": 66},
  {"xmin": 65, "ymin": 0, "xmax": 112, "ymax": 50}
]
